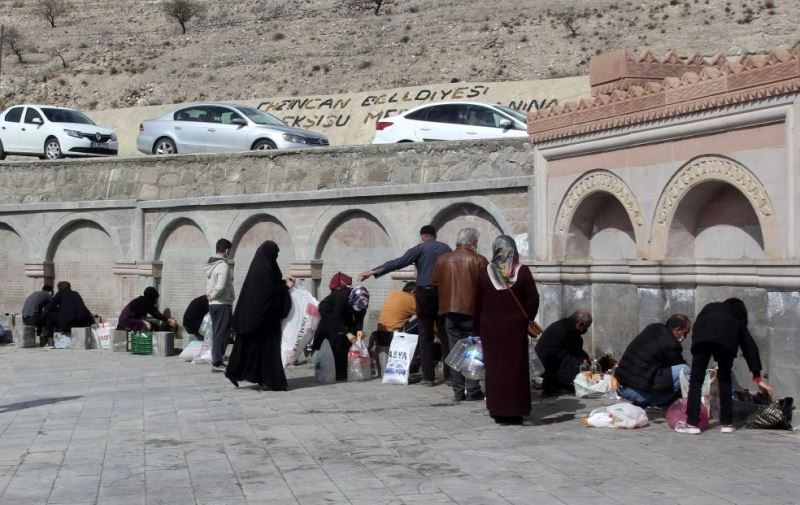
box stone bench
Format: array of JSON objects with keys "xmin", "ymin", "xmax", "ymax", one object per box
[
  {"xmin": 111, "ymin": 329, "xmax": 129, "ymax": 352},
  {"xmin": 70, "ymin": 327, "xmax": 96, "ymax": 350},
  {"xmin": 152, "ymin": 331, "xmax": 175, "ymax": 357},
  {"xmin": 13, "ymin": 324, "xmax": 37, "ymax": 348}
]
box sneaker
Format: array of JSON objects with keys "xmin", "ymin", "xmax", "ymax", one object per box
[
  {"xmin": 674, "ymin": 421, "xmax": 701, "ymax": 434},
  {"xmin": 466, "ymin": 391, "xmax": 485, "ymax": 401},
  {"xmin": 211, "ymin": 364, "xmax": 226, "ymax": 373},
  {"xmin": 720, "ymin": 425, "xmax": 736, "ymax": 434}
]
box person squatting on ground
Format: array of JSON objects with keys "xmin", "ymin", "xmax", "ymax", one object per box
[
  {"xmin": 21, "ymin": 284, "xmax": 53, "ymax": 346},
  {"xmin": 677, "ymin": 298, "xmax": 774, "ymax": 435},
  {"xmin": 359, "ymin": 224, "xmax": 452, "ymax": 386},
  {"xmin": 204, "ymin": 238, "xmax": 236, "ymax": 373},
  {"xmin": 44, "ymin": 281, "xmax": 95, "ymax": 343},
  {"xmin": 615, "ymin": 315, "xmax": 692, "ymax": 408},
  {"xmin": 117, "ymin": 287, "xmax": 176, "ymax": 332},
  {"xmin": 369, "ymin": 281, "xmax": 416, "ymax": 377},
  {"xmin": 431, "ymin": 227, "xmax": 488, "ymax": 402},
  {"xmin": 313, "ymin": 272, "xmax": 369, "ymax": 381},
  {"xmin": 225, "ymin": 241, "xmax": 294, "ymax": 391},
  {"xmin": 182, "ymin": 294, "xmax": 210, "ymax": 340},
  {"xmin": 473, "ymin": 235, "xmax": 539, "ymax": 425},
  {"xmin": 534, "ymin": 309, "xmax": 592, "ymax": 396}
]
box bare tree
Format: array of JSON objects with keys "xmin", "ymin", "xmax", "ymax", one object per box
[
  {"xmin": 556, "ymin": 7, "xmax": 580, "ymax": 37},
  {"xmin": 52, "ymin": 48, "xmax": 68, "ymax": 68},
  {"xmin": 4, "ymin": 27, "xmax": 25, "ymax": 63},
  {"xmin": 35, "ymin": 0, "xmax": 68, "ymax": 28},
  {"xmin": 345, "ymin": 0, "xmax": 393, "ymax": 15},
  {"xmin": 162, "ymin": 0, "xmax": 206, "ymax": 35}
]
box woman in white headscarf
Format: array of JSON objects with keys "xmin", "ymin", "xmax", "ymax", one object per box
[{"xmin": 473, "ymin": 235, "xmax": 539, "ymax": 425}]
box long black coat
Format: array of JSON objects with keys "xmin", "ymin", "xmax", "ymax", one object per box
[
  {"xmin": 47, "ymin": 288, "xmax": 94, "ymax": 331},
  {"xmin": 691, "ymin": 302, "xmax": 763, "ymax": 375},
  {"xmin": 534, "ymin": 318, "xmax": 590, "ymax": 388},
  {"xmin": 615, "ymin": 323, "xmax": 686, "ymax": 393}
]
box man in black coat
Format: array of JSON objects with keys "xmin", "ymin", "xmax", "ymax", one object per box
[
  {"xmin": 183, "ymin": 294, "xmax": 210, "ymax": 338},
  {"xmin": 44, "ymin": 281, "xmax": 95, "ymax": 343},
  {"xmin": 615, "ymin": 314, "xmax": 692, "ymax": 408},
  {"xmin": 677, "ymin": 298, "xmax": 774, "ymax": 435},
  {"xmin": 534, "ymin": 310, "xmax": 592, "ymax": 396}
]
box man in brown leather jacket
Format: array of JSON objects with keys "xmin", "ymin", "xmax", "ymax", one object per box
[{"xmin": 431, "ymin": 227, "xmax": 489, "ymax": 401}]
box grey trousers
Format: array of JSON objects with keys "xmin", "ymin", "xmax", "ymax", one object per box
[
  {"xmin": 209, "ymin": 304, "xmax": 232, "ymax": 366},
  {"xmin": 445, "ymin": 313, "xmax": 481, "ymax": 395}
]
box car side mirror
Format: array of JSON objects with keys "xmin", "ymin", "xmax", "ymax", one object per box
[
  {"xmin": 498, "ymin": 118, "xmax": 513, "ymax": 130},
  {"xmin": 32, "ymin": 117, "xmax": 43, "ymax": 125},
  {"xmin": 231, "ymin": 117, "xmax": 246, "ymax": 127}
]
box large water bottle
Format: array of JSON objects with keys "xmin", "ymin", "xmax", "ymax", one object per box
[{"xmin": 462, "ymin": 343, "xmax": 485, "ymax": 380}]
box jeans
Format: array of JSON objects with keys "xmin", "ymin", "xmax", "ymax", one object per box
[
  {"xmin": 209, "ymin": 304, "xmax": 232, "ymax": 366},
  {"xmin": 617, "ymin": 363, "xmax": 690, "ymax": 407},
  {"xmin": 444, "ymin": 313, "xmax": 481, "ymax": 395},
  {"xmin": 415, "ymin": 288, "xmax": 447, "ymax": 382},
  {"xmin": 687, "ymin": 343, "xmax": 734, "ymax": 426}
]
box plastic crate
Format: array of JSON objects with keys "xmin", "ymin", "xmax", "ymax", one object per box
[{"xmin": 130, "ymin": 331, "xmax": 153, "ymax": 355}]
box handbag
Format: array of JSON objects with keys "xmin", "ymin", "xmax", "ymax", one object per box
[
  {"xmin": 744, "ymin": 397, "xmax": 794, "ymax": 430},
  {"xmin": 505, "ymin": 284, "xmax": 542, "ymax": 337}
]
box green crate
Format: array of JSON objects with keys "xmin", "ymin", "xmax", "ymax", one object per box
[{"xmin": 130, "ymin": 331, "xmax": 153, "ymax": 355}]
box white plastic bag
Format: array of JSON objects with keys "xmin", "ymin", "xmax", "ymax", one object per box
[
  {"xmin": 199, "ymin": 313, "xmax": 212, "ymax": 338},
  {"xmin": 574, "ymin": 372, "xmax": 616, "ymax": 399},
  {"xmin": 180, "ymin": 340, "xmax": 203, "ymax": 362},
  {"xmin": 54, "ymin": 333, "xmax": 72, "ymax": 349},
  {"xmin": 382, "ymin": 332, "xmax": 419, "ymax": 385},
  {"xmin": 280, "ymin": 286, "xmax": 321, "ymax": 367},
  {"xmin": 584, "ymin": 403, "xmax": 649, "ymax": 429},
  {"xmin": 93, "ymin": 324, "xmax": 115, "ymax": 350},
  {"xmin": 192, "ymin": 335, "xmax": 213, "ymax": 364},
  {"xmin": 314, "ymin": 339, "xmax": 336, "ymax": 384},
  {"xmin": 528, "ymin": 338, "xmax": 545, "ymax": 378},
  {"xmin": 347, "ymin": 340, "xmax": 371, "ymax": 381}
]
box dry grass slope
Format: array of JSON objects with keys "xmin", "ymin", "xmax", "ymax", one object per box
[{"xmin": 0, "ymin": 0, "xmax": 797, "ymax": 111}]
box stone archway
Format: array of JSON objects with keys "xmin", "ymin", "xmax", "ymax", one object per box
[
  {"xmin": 553, "ymin": 170, "xmax": 645, "ymax": 260},
  {"xmin": 0, "ymin": 223, "xmax": 28, "ymax": 314},
  {"xmin": 156, "ymin": 219, "xmax": 209, "ymax": 325},
  {"xmin": 49, "ymin": 220, "xmax": 116, "ymax": 319},
  {"xmin": 651, "ymin": 156, "xmax": 777, "ymax": 259},
  {"xmin": 429, "ymin": 201, "xmax": 504, "ymax": 258},
  {"xmin": 230, "ymin": 214, "xmax": 295, "ymax": 297}
]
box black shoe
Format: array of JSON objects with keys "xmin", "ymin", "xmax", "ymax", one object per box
[
  {"xmin": 454, "ymin": 391, "xmax": 466, "ymax": 401},
  {"xmin": 466, "ymin": 391, "xmax": 485, "ymax": 401},
  {"xmin": 419, "ymin": 379, "xmax": 435, "ymax": 387}
]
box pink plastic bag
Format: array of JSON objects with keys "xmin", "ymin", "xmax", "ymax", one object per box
[{"xmin": 666, "ymin": 397, "xmax": 710, "ymax": 431}]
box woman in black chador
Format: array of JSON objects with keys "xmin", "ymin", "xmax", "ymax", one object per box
[{"xmin": 226, "ymin": 241, "xmax": 294, "ymax": 391}]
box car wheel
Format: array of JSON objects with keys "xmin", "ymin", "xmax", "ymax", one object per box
[
  {"xmin": 252, "ymin": 139, "xmax": 277, "ymax": 151},
  {"xmin": 0, "ymin": 140, "xmax": 6, "ymax": 160},
  {"xmin": 44, "ymin": 137, "xmax": 64, "ymax": 159},
  {"xmin": 153, "ymin": 137, "xmax": 177, "ymax": 155}
]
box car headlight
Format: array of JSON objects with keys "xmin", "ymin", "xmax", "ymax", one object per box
[
  {"xmin": 64, "ymin": 129, "xmax": 83, "ymax": 138},
  {"xmin": 282, "ymin": 133, "xmax": 309, "ymax": 144},
  {"xmin": 110, "ymin": 133, "xmax": 118, "ymax": 141}
]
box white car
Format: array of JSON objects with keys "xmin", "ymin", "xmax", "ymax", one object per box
[
  {"xmin": 371, "ymin": 101, "xmax": 529, "ymax": 143},
  {"xmin": 136, "ymin": 103, "xmax": 329, "ymax": 155},
  {"xmin": 0, "ymin": 105, "xmax": 118, "ymax": 160}
]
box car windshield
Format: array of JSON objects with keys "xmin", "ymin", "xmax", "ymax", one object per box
[
  {"xmin": 234, "ymin": 106, "xmax": 286, "ymax": 126},
  {"xmin": 494, "ymin": 105, "xmax": 527, "ymax": 124},
  {"xmin": 41, "ymin": 107, "xmax": 95, "ymax": 125}
]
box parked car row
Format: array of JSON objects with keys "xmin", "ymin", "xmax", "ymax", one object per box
[{"xmin": 0, "ymin": 100, "xmax": 529, "ymax": 160}]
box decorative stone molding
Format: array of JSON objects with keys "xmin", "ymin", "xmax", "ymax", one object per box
[
  {"xmin": 650, "ymin": 156, "xmax": 778, "ymax": 258},
  {"xmin": 553, "ymin": 170, "xmax": 644, "ymax": 259},
  {"xmin": 290, "ymin": 260, "xmax": 323, "ymax": 280},
  {"xmin": 113, "ymin": 261, "xmax": 163, "ymax": 278},
  {"xmin": 530, "ymin": 46, "xmax": 800, "ymax": 142},
  {"xmin": 590, "ymin": 49, "xmax": 710, "ymax": 96},
  {"xmin": 24, "ymin": 262, "xmax": 54, "ymax": 279}
]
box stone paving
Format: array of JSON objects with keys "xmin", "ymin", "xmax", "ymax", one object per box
[{"xmin": 0, "ymin": 344, "xmax": 798, "ymax": 505}]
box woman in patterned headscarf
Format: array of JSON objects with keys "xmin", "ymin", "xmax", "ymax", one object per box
[
  {"xmin": 312, "ymin": 273, "xmax": 368, "ymax": 380},
  {"xmin": 473, "ymin": 235, "xmax": 540, "ymax": 425}
]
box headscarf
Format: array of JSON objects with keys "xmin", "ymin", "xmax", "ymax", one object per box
[
  {"xmin": 129, "ymin": 287, "xmax": 159, "ymax": 316},
  {"xmin": 487, "ymin": 235, "xmax": 522, "ymax": 289},
  {"xmin": 233, "ymin": 241, "xmax": 290, "ymax": 336},
  {"xmin": 349, "ymin": 285, "xmax": 370, "ymax": 312},
  {"xmin": 143, "ymin": 287, "xmax": 159, "ymax": 301},
  {"xmin": 329, "ymin": 271, "xmax": 352, "ymax": 290}
]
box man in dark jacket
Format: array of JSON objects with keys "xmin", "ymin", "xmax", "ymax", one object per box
[
  {"xmin": 21, "ymin": 284, "xmax": 54, "ymax": 346},
  {"xmin": 615, "ymin": 315, "xmax": 691, "ymax": 408},
  {"xmin": 431, "ymin": 227, "xmax": 489, "ymax": 401},
  {"xmin": 534, "ymin": 310, "xmax": 592, "ymax": 396},
  {"xmin": 677, "ymin": 298, "xmax": 774, "ymax": 434},
  {"xmin": 44, "ymin": 281, "xmax": 95, "ymax": 343},
  {"xmin": 183, "ymin": 295, "xmax": 210, "ymax": 338}
]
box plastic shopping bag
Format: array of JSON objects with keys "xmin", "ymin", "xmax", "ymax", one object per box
[
  {"xmin": 666, "ymin": 397, "xmax": 710, "ymax": 431},
  {"xmin": 93, "ymin": 324, "xmax": 115, "ymax": 350},
  {"xmin": 54, "ymin": 333, "xmax": 73, "ymax": 349},
  {"xmin": 280, "ymin": 286, "xmax": 321, "ymax": 367},
  {"xmin": 382, "ymin": 332, "xmax": 419, "ymax": 385},
  {"xmin": 574, "ymin": 372, "xmax": 615, "ymax": 399},
  {"xmin": 314, "ymin": 339, "xmax": 336, "ymax": 384},
  {"xmin": 529, "ymin": 338, "xmax": 545, "ymax": 379},
  {"xmin": 347, "ymin": 340, "xmax": 371, "ymax": 381},
  {"xmin": 199, "ymin": 313, "xmax": 212, "ymax": 339},
  {"xmin": 584, "ymin": 403, "xmax": 649, "ymax": 429},
  {"xmin": 180, "ymin": 340, "xmax": 203, "ymax": 362},
  {"xmin": 192, "ymin": 334, "xmax": 213, "ymax": 364}
]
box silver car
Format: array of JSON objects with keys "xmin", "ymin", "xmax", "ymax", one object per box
[{"xmin": 136, "ymin": 103, "xmax": 329, "ymax": 155}]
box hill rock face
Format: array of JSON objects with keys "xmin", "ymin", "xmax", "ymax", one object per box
[{"xmin": 0, "ymin": 0, "xmax": 796, "ymax": 112}]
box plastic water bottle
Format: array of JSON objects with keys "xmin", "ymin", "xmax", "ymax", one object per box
[{"xmin": 590, "ymin": 359, "xmax": 601, "ymax": 376}]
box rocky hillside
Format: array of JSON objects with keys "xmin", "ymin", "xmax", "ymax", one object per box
[{"xmin": 0, "ymin": 0, "xmax": 797, "ymax": 111}]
